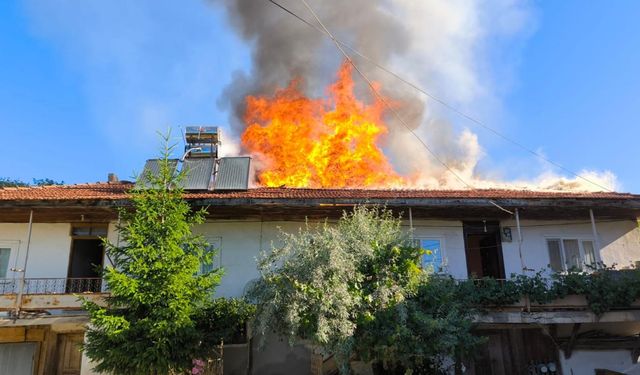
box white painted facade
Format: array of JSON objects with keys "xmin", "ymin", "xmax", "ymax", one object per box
[
  {"xmin": 561, "ymin": 350, "xmax": 640, "ymax": 375},
  {"xmin": 0, "ymin": 223, "xmax": 118, "ymax": 281},
  {"xmin": 1, "ymin": 218, "xmax": 639, "ymax": 296},
  {"xmin": 1, "ymin": 217, "xmax": 640, "ymax": 374},
  {"xmin": 194, "ymin": 218, "xmax": 640, "ymax": 297}
]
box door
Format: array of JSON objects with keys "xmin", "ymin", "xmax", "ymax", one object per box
[
  {"xmin": 56, "ymin": 333, "xmax": 84, "ymax": 375},
  {"xmin": 470, "ymin": 329, "xmax": 561, "ymax": 375},
  {"xmin": 67, "ymin": 239, "xmax": 103, "ymax": 293},
  {"xmin": 0, "ymin": 342, "xmax": 37, "ymax": 375},
  {"xmin": 463, "ymin": 221, "xmax": 506, "ymax": 279}
]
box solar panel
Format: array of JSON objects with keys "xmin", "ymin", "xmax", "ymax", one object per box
[
  {"xmin": 136, "ymin": 159, "xmax": 179, "ymax": 188},
  {"xmin": 181, "ymin": 158, "xmax": 215, "ymax": 190},
  {"xmin": 214, "ymin": 157, "xmax": 251, "ymax": 191}
]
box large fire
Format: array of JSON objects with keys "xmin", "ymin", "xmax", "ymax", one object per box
[{"xmin": 241, "ymin": 62, "xmax": 405, "ymax": 188}]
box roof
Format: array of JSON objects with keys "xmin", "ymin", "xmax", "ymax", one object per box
[{"xmin": 0, "ymin": 182, "xmax": 638, "ymax": 202}]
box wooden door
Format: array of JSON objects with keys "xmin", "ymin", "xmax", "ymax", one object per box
[
  {"xmin": 470, "ymin": 329, "xmax": 561, "ymax": 375},
  {"xmin": 0, "ymin": 342, "xmax": 36, "ymax": 375},
  {"xmin": 463, "ymin": 222, "xmax": 506, "ymax": 279},
  {"xmin": 56, "ymin": 333, "xmax": 84, "ymax": 375}
]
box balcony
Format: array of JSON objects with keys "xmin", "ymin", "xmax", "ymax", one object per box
[
  {"xmin": 456, "ymin": 276, "xmax": 640, "ymax": 325},
  {"xmin": 0, "ymin": 278, "xmax": 107, "ymax": 311}
]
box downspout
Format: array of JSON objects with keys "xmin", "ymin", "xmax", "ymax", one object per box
[
  {"xmin": 409, "ymin": 207, "xmax": 414, "ymax": 240},
  {"xmin": 515, "ymin": 208, "xmax": 525, "ymax": 273},
  {"xmin": 589, "ymin": 209, "xmax": 601, "ymax": 267},
  {"xmin": 515, "ymin": 208, "xmax": 530, "ymax": 312},
  {"xmin": 14, "ymin": 209, "xmax": 34, "ymax": 318}
]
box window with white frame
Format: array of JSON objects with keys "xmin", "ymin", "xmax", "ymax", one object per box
[
  {"xmin": 546, "ymin": 238, "xmax": 598, "ymax": 272},
  {"xmin": 200, "ymin": 237, "xmax": 221, "ymax": 274},
  {"xmin": 415, "ymin": 238, "xmax": 445, "ymax": 273},
  {"xmin": 0, "ymin": 248, "xmax": 10, "ymax": 278}
]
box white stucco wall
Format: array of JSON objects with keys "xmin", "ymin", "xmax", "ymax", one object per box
[
  {"xmin": 0, "ymin": 217, "xmax": 638, "ymax": 298},
  {"xmin": 195, "ymin": 219, "xmax": 470, "ymax": 297},
  {"xmin": 561, "ymin": 350, "xmax": 640, "ymax": 374},
  {"xmin": 408, "ymin": 220, "xmax": 467, "ymax": 279},
  {"xmin": 0, "ymin": 223, "xmax": 71, "ymax": 279},
  {"xmin": 0, "ymin": 222, "xmax": 117, "ymax": 281},
  {"xmin": 501, "ymin": 218, "xmax": 640, "ymax": 276},
  {"xmin": 194, "ymin": 220, "xmax": 312, "ymax": 297}
]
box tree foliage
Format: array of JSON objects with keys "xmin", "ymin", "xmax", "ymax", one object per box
[
  {"xmin": 83, "ymin": 136, "xmax": 223, "ymax": 375},
  {"xmin": 0, "ymin": 177, "xmax": 63, "ymax": 187},
  {"xmin": 196, "ymin": 298, "xmax": 256, "ymax": 349},
  {"xmin": 460, "ymin": 266, "xmax": 640, "ymax": 315},
  {"xmin": 247, "ymin": 206, "xmax": 480, "ymax": 374}
]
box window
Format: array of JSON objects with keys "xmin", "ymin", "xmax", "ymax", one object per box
[
  {"xmin": 582, "ymin": 241, "xmax": 597, "ymax": 268},
  {"xmin": 546, "ymin": 238, "xmax": 598, "ymax": 272},
  {"xmin": 71, "ymin": 224, "xmax": 107, "ymax": 237},
  {"xmin": 415, "ymin": 238, "xmax": 445, "ymax": 273},
  {"xmin": 200, "ymin": 237, "xmax": 221, "ymax": 274},
  {"xmin": 0, "ymin": 248, "xmax": 9, "ymax": 278}
]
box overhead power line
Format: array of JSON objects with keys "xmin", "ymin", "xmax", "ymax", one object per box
[
  {"xmin": 298, "ymin": 0, "xmax": 513, "ymax": 216},
  {"xmin": 268, "ymin": 0, "xmax": 613, "ymax": 193},
  {"xmin": 298, "ymin": 0, "xmax": 471, "ymax": 190}
]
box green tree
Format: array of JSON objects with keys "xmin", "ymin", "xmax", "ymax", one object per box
[
  {"xmin": 247, "ymin": 206, "xmax": 480, "ymax": 374},
  {"xmin": 82, "ymin": 135, "xmax": 223, "ymax": 374},
  {"xmin": 0, "ymin": 178, "xmax": 29, "ymax": 187},
  {"xmin": 0, "ymin": 177, "xmax": 63, "ymax": 187}
]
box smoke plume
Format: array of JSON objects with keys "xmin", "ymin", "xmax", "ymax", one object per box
[{"xmin": 212, "ymin": 0, "xmax": 617, "ymax": 192}]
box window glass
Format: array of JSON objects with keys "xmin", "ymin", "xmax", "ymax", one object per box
[
  {"xmin": 563, "ymin": 239, "xmax": 581, "ymax": 270},
  {"xmin": 71, "ymin": 227, "xmax": 91, "ymax": 236},
  {"xmin": 582, "ymin": 240, "xmax": 597, "ymax": 268},
  {"xmin": 200, "ymin": 238, "xmax": 221, "ymax": 274},
  {"xmin": 0, "ymin": 248, "xmax": 10, "ymax": 278},
  {"xmin": 90, "ymin": 227, "xmax": 108, "ymax": 237},
  {"xmin": 546, "ymin": 239, "xmax": 563, "ymax": 272},
  {"xmin": 419, "ymin": 239, "xmax": 444, "ymax": 273},
  {"xmin": 71, "ymin": 225, "xmax": 107, "ymax": 237}
]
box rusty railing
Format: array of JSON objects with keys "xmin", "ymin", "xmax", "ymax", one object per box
[{"xmin": 0, "ymin": 278, "xmax": 105, "ymax": 295}]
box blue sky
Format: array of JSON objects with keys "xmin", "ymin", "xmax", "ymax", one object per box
[{"xmin": 0, "ymin": 1, "xmax": 638, "ymax": 191}]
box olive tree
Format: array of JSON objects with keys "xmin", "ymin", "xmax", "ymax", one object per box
[{"xmin": 247, "ymin": 206, "xmax": 480, "ymax": 374}]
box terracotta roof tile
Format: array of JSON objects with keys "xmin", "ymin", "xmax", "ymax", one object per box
[{"xmin": 0, "ymin": 182, "xmax": 637, "ymax": 202}]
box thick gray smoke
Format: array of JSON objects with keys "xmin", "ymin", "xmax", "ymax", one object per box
[
  {"xmin": 213, "ymin": 0, "xmax": 618, "ymax": 191},
  {"xmin": 213, "ymin": 0, "xmax": 419, "ymax": 133}
]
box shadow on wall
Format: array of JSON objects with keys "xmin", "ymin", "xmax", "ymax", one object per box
[
  {"xmin": 599, "ymin": 220, "xmax": 640, "ymax": 269},
  {"xmin": 250, "ymin": 334, "xmax": 311, "ymax": 375}
]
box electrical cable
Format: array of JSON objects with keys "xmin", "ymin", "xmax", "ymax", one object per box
[
  {"xmin": 268, "ymin": 0, "xmax": 613, "ymax": 193},
  {"xmin": 299, "ymin": 0, "xmax": 515, "ymax": 216}
]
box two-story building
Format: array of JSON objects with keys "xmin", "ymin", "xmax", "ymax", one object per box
[{"xmin": 1, "ymin": 180, "xmax": 640, "ymax": 375}]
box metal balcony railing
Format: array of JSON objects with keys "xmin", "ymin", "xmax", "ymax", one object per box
[{"xmin": 0, "ymin": 278, "xmax": 105, "ymax": 295}]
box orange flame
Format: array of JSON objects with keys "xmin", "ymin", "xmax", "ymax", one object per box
[{"xmin": 241, "ymin": 62, "xmax": 404, "ymax": 188}]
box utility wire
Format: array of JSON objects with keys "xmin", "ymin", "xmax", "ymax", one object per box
[
  {"xmin": 299, "ymin": 0, "xmax": 470, "ymax": 189},
  {"xmin": 299, "ymin": 0, "xmax": 513, "ymax": 215},
  {"xmin": 268, "ymin": 0, "xmax": 613, "ymax": 193}
]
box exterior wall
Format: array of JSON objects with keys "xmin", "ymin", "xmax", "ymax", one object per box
[
  {"xmin": 500, "ymin": 218, "xmax": 640, "ymax": 276},
  {"xmin": 0, "ymin": 218, "xmax": 638, "ymax": 297},
  {"xmin": 408, "ymin": 219, "xmax": 467, "ymax": 279},
  {"xmin": 0, "ymin": 222, "xmax": 117, "ymax": 282},
  {"xmin": 560, "ymin": 350, "xmax": 640, "ymax": 374},
  {"xmin": 0, "ymin": 223, "xmax": 71, "ymax": 279},
  {"xmin": 0, "ymin": 215, "xmax": 639, "ymax": 375},
  {"xmin": 194, "ymin": 220, "xmax": 303, "ymax": 297},
  {"xmin": 196, "ymin": 219, "xmax": 469, "ymax": 297}
]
